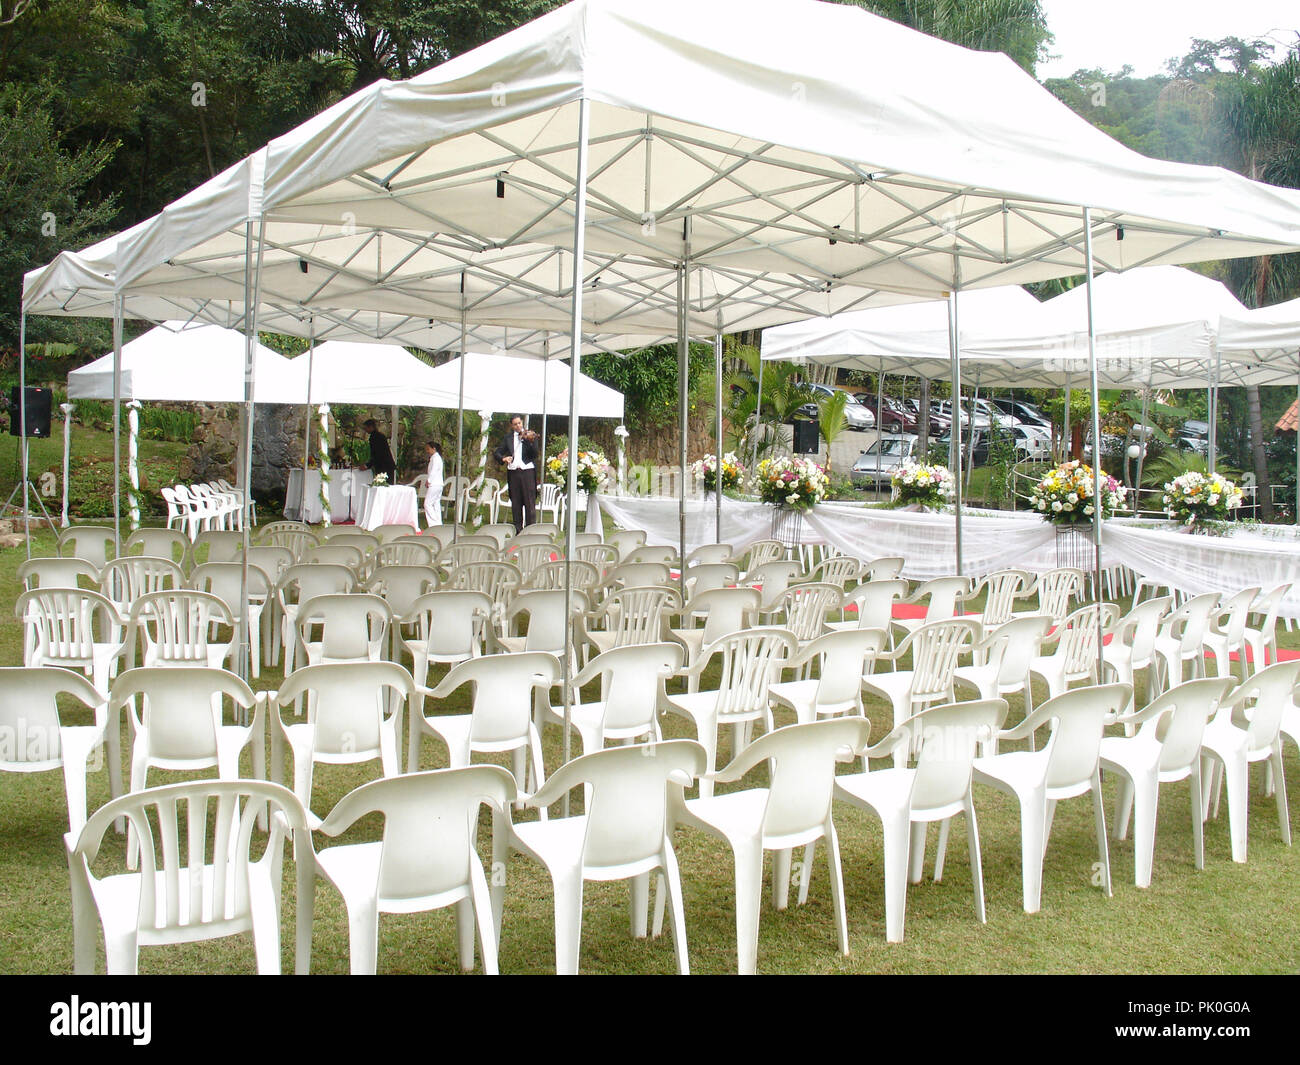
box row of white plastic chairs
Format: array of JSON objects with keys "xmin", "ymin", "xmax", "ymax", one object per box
[
  {"xmin": 160, "ymin": 481, "xmax": 254, "ymax": 537},
  {"xmin": 35, "ymin": 652, "xmax": 1300, "ymax": 975}
]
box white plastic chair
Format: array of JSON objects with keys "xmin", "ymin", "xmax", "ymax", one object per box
[
  {"xmin": 685, "ymin": 543, "xmax": 735, "ymax": 567},
  {"xmin": 972, "ymin": 682, "xmax": 1131, "ymax": 913},
  {"xmin": 193, "ymin": 528, "xmax": 245, "ymax": 565},
  {"xmin": 862, "ymin": 618, "xmax": 981, "ymax": 767},
  {"xmin": 275, "ymin": 563, "xmax": 359, "ymax": 674},
  {"xmin": 682, "ymin": 562, "xmax": 740, "ymax": 598},
  {"xmin": 1203, "ymin": 586, "xmax": 1261, "ymax": 682},
  {"xmin": 373, "ymin": 540, "xmax": 435, "ymax": 569},
  {"xmin": 746, "ymin": 559, "xmax": 804, "ymax": 615},
  {"xmin": 629, "ymin": 544, "xmax": 679, "ymax": 568},
  {"xmin": 410, "ymin": 652, "xmax": 557, "ymax": 801},
  {"xmin": 538, "ymin": 642, "xmax": 683, "ymax": 755},
  {"xmin": 505, "ymin": 740, "xmax": 705, "ymax": 975},
  {"xmin": 366, "ymin": 564, "xmax": 439, "ymax": 661},
  {"xmin": 738, "ymin": 538, "xmax": 786, "ymax": 578},
  {"xmin": 773, "ymin": 581, "xmax": 842, "ymax": 656},
  {"xmin": 1028, "ymin": 602, "xmax": 1119, "ymax": 703},
  {"xmin": 15, "ymin": 587, "xmax": 128, "ymax": 696},
  {"xmin": 606, "ymin": 529, "xmax": 647, "ymax": 562},
  {"xmin": 313, "ymin": 766, "xmax": 517, "ymax": 975},
  {"xmin": 66, "ymin": 779, "xmax": 313, "ymax": 975},
  {"xmin": 123, "ymin": 528, "xmax": 191, "ymax": 570},
  {"xmin": 1025, "ymin": 567, "xmax": 1083, "ymax": 624},
  {"xmin": 270, "ymin": 661, "xmax": 415, "ymax": 828},
  {"xmin": 669, "ymin": 586, "xmax": 761, "ymax": 691},
  {"xmin": 1099, "ymin": 676, "xmax": 1237, "ymax": 887},
  {"xmin": 1102, "ymin": 596, "xmax": 1172, "ymax": 721},
  {"xmin": 400, "ymin": 589, "xmax": 493, "ymax": 720},
  {"xmin": 661, "ymin": 627, "xmax": 796, "ymax": 798},
  {"xmin": 446, "ymin": 560, "xmax": 521, "ymax": 635},
  {"xmin": 1200, "ymin": 659, "xmax": 1300, "ymax": 864},
  {"xmin": 295, "ymin": 593, "xmax": 391, "ymax": 668},
  {"xmin": 189, "ymin": 562, "xmax": 272, "ymax": 678},
  {"xmin": 57, "ymin": 525, "xmax": 117, "ymax": 571},
  {"xmin": 1150, "ymin": 592, "xmax": 1220, "ymax": 697},
  {"xmin": 770, "ymin": 627, "xmax": 886, "ymax": 726},
  {"xmin": 1242, "ymin": 584, "xmax": 1290, "ymax": 676},
  {"xmin": 0, "ymin": 666, "xmax": 121, "ymax": 834},
  {"xmin": 862, "ymin": 556, "xmax": 905, "ymax": 581},
  {"xmin": 834, "ymin": 699, "xmax": 1007, "ymax": 942},
  {"xmin": 587, "ymin": 585, "xmax": 681, "ymax": 659},
  {"xmin": 17, "ymin": 557, "xmax": 102, "ymax": 662},
  {"xmin": 953, "ymin": 614, "xmax": 1051, "ymax": 750},
  {"xmin": 891, "ymin": 576, "xmax": 970, "ymax": 639},
  {"xmin": 671, "ymin": 718, "xmax": 870, "ymax": 973},
  {"xmin": 261, "ymin": 523, "xmax": 318, "ymax": 560},
  {"xmin": 965, "ymin": 568, "xmax": 1034, "ymax": 631},
  {"xmin": 99, "ymin": 555, "xmax": 185, "ymax": 624},
  {"xmin": 126, "ymin": 588, "xmax": 236, "ymax": 671}
]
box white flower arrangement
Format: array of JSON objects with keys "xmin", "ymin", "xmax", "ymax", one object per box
[
  {"xmin": 371, "ymin": 472, "xmax": 389, "ymax": 487},
  {"xmin": 690, "ymin": 452, "xmax": 746, "ymax": 493},
  {"xmin": 1162, "ymin": 471, "xmax": 1243, "ymax": 528},
  {"xmin": 890, "ymin": 461, "xmax": 954, "ymax": 509},
  {"xmin": 756, "ymin": 455, "xmax": 828, "ymax": 511}
]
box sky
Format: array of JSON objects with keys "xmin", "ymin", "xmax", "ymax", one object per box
[{"xmin": 1037, "ymin": 0, "xmax": 1298, "ymax": 79}]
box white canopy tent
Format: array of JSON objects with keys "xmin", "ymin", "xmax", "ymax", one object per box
[
  {"xmin": 20, "ymin": 0, "xmax": 1300, "ymax": 690},
  {"xmin": 424, "ymin": 352, "xmax": 624, "ymax": 420}
]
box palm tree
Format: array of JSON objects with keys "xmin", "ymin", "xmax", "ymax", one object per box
[{"xmin": 818, "ymin": 390, "xmax": 849, "ymax": 473}]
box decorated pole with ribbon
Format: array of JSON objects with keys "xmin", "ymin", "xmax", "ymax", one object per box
[
  {"xmin": 318, "ymin": 403, "xmax": 332, "ymax": 528},
  {"xmin": 475, "ymin": 410, "xmax": 492, "ymax": 524},
  {"xmin": 126, "ymin": 400, "xmax": 142, "ymax": 532},
  {"xmin": 59, "ymin": 402, "xmax": 74, "ymax": 528},
  {"xmin": 614, "ymin": 424, "xmax": 628, "ymax": 495}
]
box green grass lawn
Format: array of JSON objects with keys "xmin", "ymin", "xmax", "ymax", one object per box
[{"xmin": 3, "ymin": 526, "xmax": 1300, "ymax": 975}]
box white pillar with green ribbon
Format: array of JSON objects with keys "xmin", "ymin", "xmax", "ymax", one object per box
[
  {"xmin": 318, "ymin": 403, "xmax": 332, "ymax": 528},
  {"xmin": 126, "ymin": 400, "xmax": 142, "ymax": 532}
]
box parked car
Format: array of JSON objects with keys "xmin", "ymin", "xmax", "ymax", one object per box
[
  {"xmin": 991, "ymin": 398, "xmax": 1051, "ymax": 429},
  {"xmin": 852, "ymin": 393, "xmax": 916, "ymax": 433},
  {"xmin": 1177, "ymin": 419, "xmax": 1210, "ymax": 455},
  {"xmin": 1011, "ymin": 424, "xmax": 1052, "ymax": 461},
  {"xmin": 851, "ymin": 434, "xmax": 921, "ymax": 488},
  {"xmin": 936, "ymin": 429, "xmax": 990, "ymax": 467},
  {"xmin": 795, "ymin": 383, "xmax": 875, "ymax": 429}
]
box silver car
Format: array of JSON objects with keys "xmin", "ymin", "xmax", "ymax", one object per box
[{"xmin": 851, "ymin": 433, "xmax": 920, "ymax": 488}]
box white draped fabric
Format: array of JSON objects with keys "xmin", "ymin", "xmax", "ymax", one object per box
[
  {"xmin": 589, "ymin": 495, "xmax": 1300, "ymax": 617},
  {"xmin": 358, "ymin": 485, "xmax": 419, "ymax": 531}
]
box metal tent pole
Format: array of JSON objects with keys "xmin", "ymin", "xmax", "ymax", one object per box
[
  {"xmin": 111, "ymin": 296, "xmax": 123, "ymax": 554},
  {"xmin": 1063, "ymin": 370, "xmax": 1072, "ymax": 461},
  {"xmin": 677, "ymin": 222, "xmax": 691, "ymax": 586},
  {"xmin": 876, "ymin": 359, "xmax": 884, "ymax": 496},
  {"xmin": 947, "ymin": 281, "xmax": 964, "ymax": 578},
  {"xmin": 237, "ymin": 216, "xmax": 267, "ymax": 680},
  {"xmin": 561, "ymin": 97, "xmax": 591, "ymax": 813},
  {"xmin": 454, "ymin": 275, "xmax": 467, "ymax": 537},
  {"xmin": 18, "ymin": 311, "xmax": 31, "ymax": 558},
  {"xmin": 541, "ymin": 334, "xmax": 550, "ymax": 462},
  {"xmin": 1295, "ymin": 352, "xmax": 1299, "ymax": 527},
  {"xmin": 1208, "ymin": 342, "xmax": 1221, "ymax": 475},
  {"xmin": 300, "ymin": 320, "xmax": 315, "ymax": 521},
  {"xmin": 1134, "ymin": 386, "xmax": 1150, "ymax": 514},
  {"xmin": 751, "ymin": 355, "xmax": 765, "ymax": 474},
  {"xmin": 966, "ymin": 370, "xmax": 981, "ymax": 494},
  {"xmin": 714, "ymin": 328, "xmax": 723, "ymax": 543},
  {"xmin": 1083, "ymin": 207, "xmax": 1107, "ymax": 662},
  {"xmin": 60, "ymin": 402, "xmax": 74, "ymax": 530}
]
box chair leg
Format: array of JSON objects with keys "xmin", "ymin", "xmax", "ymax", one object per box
[
  {"xmin": 933, "ymin": 818, "xmax": 950, "ymax": 882},
  {"xmin": 1271, "ymin": 748, "xmax": 1291, "ymax": 847},
  {"xmin": 880, "ymin": 812, "xmax": 911, "ymax": 943},
  {"xmin": 796, "ymin": 841, "xmax": 816, "ymax": 905},
  {"xmin": 455, "ymin": 897, "xmax": 476, "ymax": 970},
  {"xmin": 772, "ymin": 849, "xmax": 792, "ymax": 910},
  {"xmin": 1091, "ymin": 775, "xmax": 1113, "ymax": 897},
  {"xmin": 965, "ymin": 798, "xmax": 987, "ymax": 924},
  {"xmin": 1189, "ymin": 767, "xmax": 1206, "ymax": 872},
  {"xmin": 1129, "ymin": 775, "xmax": 1157, "ymax": 889},
  {"xmin": 344, "ymin": 896, "xmax": 380, "ymax": 976},
  {"xmin": 1019, "ymin": 792, "xmax": 1047, "ymax": 915},
  {"xmin": 551, "ymin": 872, "xmax": 585, "ymax": 976},
  {"xmin": 908, "ymin": 821, "xmax": 928, "ymax": 885},
  {"xmin": 659, "ymin": 849, "xmax": 691, "ymax": 975},
  {"xmin": 1220, "ymin": 757, "xmax": 1249, "ymax": 863},
  {"xmin": 629, "ymin": 873, "xmax": 650, "ymax": 938},
  {"xmin": 732, "ymin": 842, "xmax": 765, "ymax": 975},
  {"xmin": 824, "ymin": 823, "xmax": 849, "ymax": 956}
]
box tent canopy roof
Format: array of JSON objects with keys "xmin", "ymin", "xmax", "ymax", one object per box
[
  {"xmin": 23, "ymin": 0, "xmax": 1300, "ymax": 351},
  {"xmin": 424, "ymin": 352, "xmax": 624, "ymax": 419},
  {"xmin": 67, "ymin": 321, "xmax": 300, "ymax": 403}
]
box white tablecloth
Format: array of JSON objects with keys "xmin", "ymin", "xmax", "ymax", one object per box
[
  {"xmin": 358, "ymin": 485, "xmax": 419, "ymax": 531},
  {"xmin": 284, "ymin": 468, "xmax": 373, "ymax": 523},
  {"xmin": 589, "ymin": 494, "xmax": 1300, "ymax": 617}
]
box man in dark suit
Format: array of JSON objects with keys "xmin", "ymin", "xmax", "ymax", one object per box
[
  {"xmin": 363, "ymin": 419, "xmax": 397, "ymax": 483},
  {"xmin": 493, "ymin": 414, "xmax": 539, "ymax": 532}
]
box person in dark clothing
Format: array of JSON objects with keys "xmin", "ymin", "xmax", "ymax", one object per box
[
  {"xmin": 363, "ymin": 419, "xmax": 397, "ymax": 482},
  {"xmin": 493, "ymin": 414, "xmax": 539, "ymax": 531}
]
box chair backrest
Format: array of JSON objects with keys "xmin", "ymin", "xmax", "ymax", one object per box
[
  {"xmin": 974, "ymin": 569, "xmax": 1032, "ymax": 627},
  {"xmin": 18, "ymin": 556, "xmax": 100, "ymax": 590},
  {"xmin": 276, "ymin": 564, "xmax": 358, "ymax": 610},
  {"xmin": 506, "ymin": 541, "xmax": 559, "ymax": 577},
  {"xmin": 275, "ymin": 661, "xmax": 415, "ymax": 762},
  {"xmin": 504, "ymin": 590, "xmax": 584, "ymax": 654},
  {"xmin": 686, "ymin": 543, "xmax": 735, "ymax": 567},
  {"xmin": 578, "ymin": 643, "xmax": 683, "ymax": 734},
  {"xmin": 15, "ymin": 587, "xmax": 121, "ymax": 664},
  {"xmin": 130, "ymin": 589, "xmax": 234, "ymax": 665},
  {"xmin": 776, "ymin": 582, "xmax": 841, "ymax": 641},
  {"xmin": 599, "ymin": 586, "xmax": 681, "ymax": 647},
  {"xmin": 366, "ymin": 565, "xmax": 439, "ymax": 618},
  {"xmin": 323, "ymin": 531, "xmax": 381, "ymax": 558},
  {"xmin": 439, "ymin": 541, "xmax": 499, "ymax": 570},
  {"xmin": 1250, "ymin": 583, "xmax": 1292, "ymax": 639},
  {"xmin": 981, "ymin": 614, "xmax": 1051, "ymax": 686},
  {"xmin": 447, "ymin": 561, "xmax": 521, "ymax": 613},
  {"xmin": 1216, "ymin": 586, "xmax": 1262, "ymax": 646},
  {"xmin": 629, "ymin": 545, "xmax": 678, "ymax": 567},
  {"xmin": 477, "ymin": 522, "xmax": 517, "ymax": 549},
  {"xmin": 842, "ymin": 579, "xmax": 906, "ymax": 631},
  {"xmin": 434, "ymin": 652, "xmax": 559, "ymax": 745},
  {"xmin": 742, "ymin": 539, "xmax": 786, "ymax": 572},
  {"xmin": 730, "ymin": 719, "xmax": 872, "ymax": 841},
  {"xmin": 123, "ymin": 528, "xmax": 190, "ymax": 568},
  {"xmin": 807, "ymin": 554, "xmax": 864, "ymax": 589},
  {"xmin": 1140, "ymin": 677, "xmax": 1238, "ymax": 774},
  {"xmin": 0, "ymin": 666, "xmax": 103, "ymax": 772},
  {"xmin": 373, "ymin": 523, "xmax": 417, "ymax": 544},
  {"xmin": 1055, "ymin": 603, "xmax": 1120, "ymax": 675},
  {"xmin": 240, "ymin": 545, "xmax": 295, "ymax": 585},
  {"xmin": 100, "ymin": 555, "xmax": 184, "ymax": 611},
  {"xmin": 528, "ymin": 740, "xmax": 706, "ymax": 872},
  {"xmin": 908, "ymin": 699, "xmax": 1009, "ymax": 813},
  {"xmin": 524, "ymin": 559, "xmax": 602, "ymax": 593},
  {"xmin": 572, "ymin": 532, "xmax": 604, "ymax": 550},
  {"xmin": 317, "ymin": 766, "xmax": 517, "ymax": 900},
  {"xmin": 68, "ymin": 779, "xmax": 308, "ymax": 946},
  {"xmin": 193, "ymin": 530, "xmax": 245, "ymax": 565},
  {"xmin": 260, "ymin": 525, "xmax": 319, "ymax": 559},
  {"xmin": 606, "ymin": 529, "xmax": 646, "ymax": 562},
  {"xmin": 521, "ymin": 522, "xmax": 560, "ymax": 538},
  {"xmin": 901, "ymin": 618, "xmax": 981, "ymax": 701},
  {"xmin": 1034, "ymin": 568, "xmax": 1084, "ymax": 622},
  {"xmin": 748, "ymin": 560, "xmax": 804, "ymax": 611},
  {"xmin": 911, "ymin": 575, "xmax": 970, "ymax": 622},
  {"xmin": 407, "ymin": 590, "xmax": 492, "ymax": 656},
  {"xmin": 296, "ymin": 593, "xmax": 391, "ymax": 661},
  {"xmin": 1222, "ymin": 659, "xmax": 1300, "ymax": 754},
  {"xmin": 537, "ymin": 483, "xmax": 565, "ymax": 512},
  {"xmin": 682, "ymin": 586, "xmax": 760, "ymax": 646},
  {"xmin": 575, "ymin": 542, "xmax": 619, "ymax": 576},
  {"xmin": 189, "ymin": 562, "xmax": 273, "ymax": 614},
  {"xmin": 302, "ymin": 543, "xmax": 365, "ymax": 570},
  {"xmin": 1113, "ymin": 596, "xmax": 1172, "ymax": 665},
  {"xmin": 57, "ymin": 526, "xmax": 117, "ymax": 569},
  {"xmin": 862, "ymin": 556, "xmax": 905, "ymax": 581},
  {"xmin": 609, "ymin": 561, "xmax": 673, "ymax": 589},
  {"xmin": 372, "ymin": 540, "xmax": 435, "ymax": 569},
  {"xmin": 703, "ymin": 627, "xmax": 796, "ymax": 721},
  {"xmin": 683, "ymin": 562, "xmax": 739, "ymax": 598},
  {"xmin": 111, "ymin": 666, "xmax": 254, "ymax": 763},
  {"xmin": 805, "ymin": 628, "xmax": 887, "ymax": 709},
  {"xmin": 1029, "ymin": 683, "xmax": 1131, "ymax": 791}
]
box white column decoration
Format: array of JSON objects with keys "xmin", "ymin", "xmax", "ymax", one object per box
[
  {"xmin": 59, "ymin": 402, "xmax": 74, "ymax": 528},
  {"xmin": 127, "ymin": 400, "xmax": 142, "ymax": 532},
  {"xmin": 318, "ymin": 403, "xmax": 332, "ymax": 528}
]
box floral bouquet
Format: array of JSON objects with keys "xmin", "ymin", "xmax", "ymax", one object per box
[
  {"xmin": 547, "ymin": 448, "xmax": 611, "ymax": 495},
  {"xmin": 371, "ymin": 473, "xmax": 389, "ymax": 487},
  {"xmin": 890, "ymin": 461, "xmax": 954, "ymax": 509},
  {"xmin": 691, "ymin": 452, "xmax": 746, "ymax": 493},
  {"xmin": 1163, "ymin": 471, "xmax": 1243, "ymax": 528},
  {"xmin": 1030, "ymin": 460, "xmax": 1126, "ymax": 525},
  {"xmin": 756, "ymin": 455, "xmax": 828, "ymax": 511}
]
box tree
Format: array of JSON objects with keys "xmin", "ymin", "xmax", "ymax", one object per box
[
  {"xmin": 817, "ymin": 390, "xmax": 849, "ymax": 472},
  {"xmin": 844, "ymin": 0, "xmax": 1052, "ymax": 74}
]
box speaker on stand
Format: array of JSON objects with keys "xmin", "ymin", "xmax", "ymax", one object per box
[{"xmin": 2, "ymin": 386, "xmax": 57, "ymax": 530}]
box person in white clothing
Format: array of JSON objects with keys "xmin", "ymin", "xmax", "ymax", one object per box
[{"xmin": 424, "ymin": 441, "xmax": 444, "ymax": 527}]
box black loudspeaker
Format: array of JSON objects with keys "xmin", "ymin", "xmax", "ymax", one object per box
[
  {"xmin": 9, "ymin": 386, "xmax": 52, "ymax": 438},
  {"xmin": 792, "ymin": 418, "xmax": 819, "ymax": 454}
]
